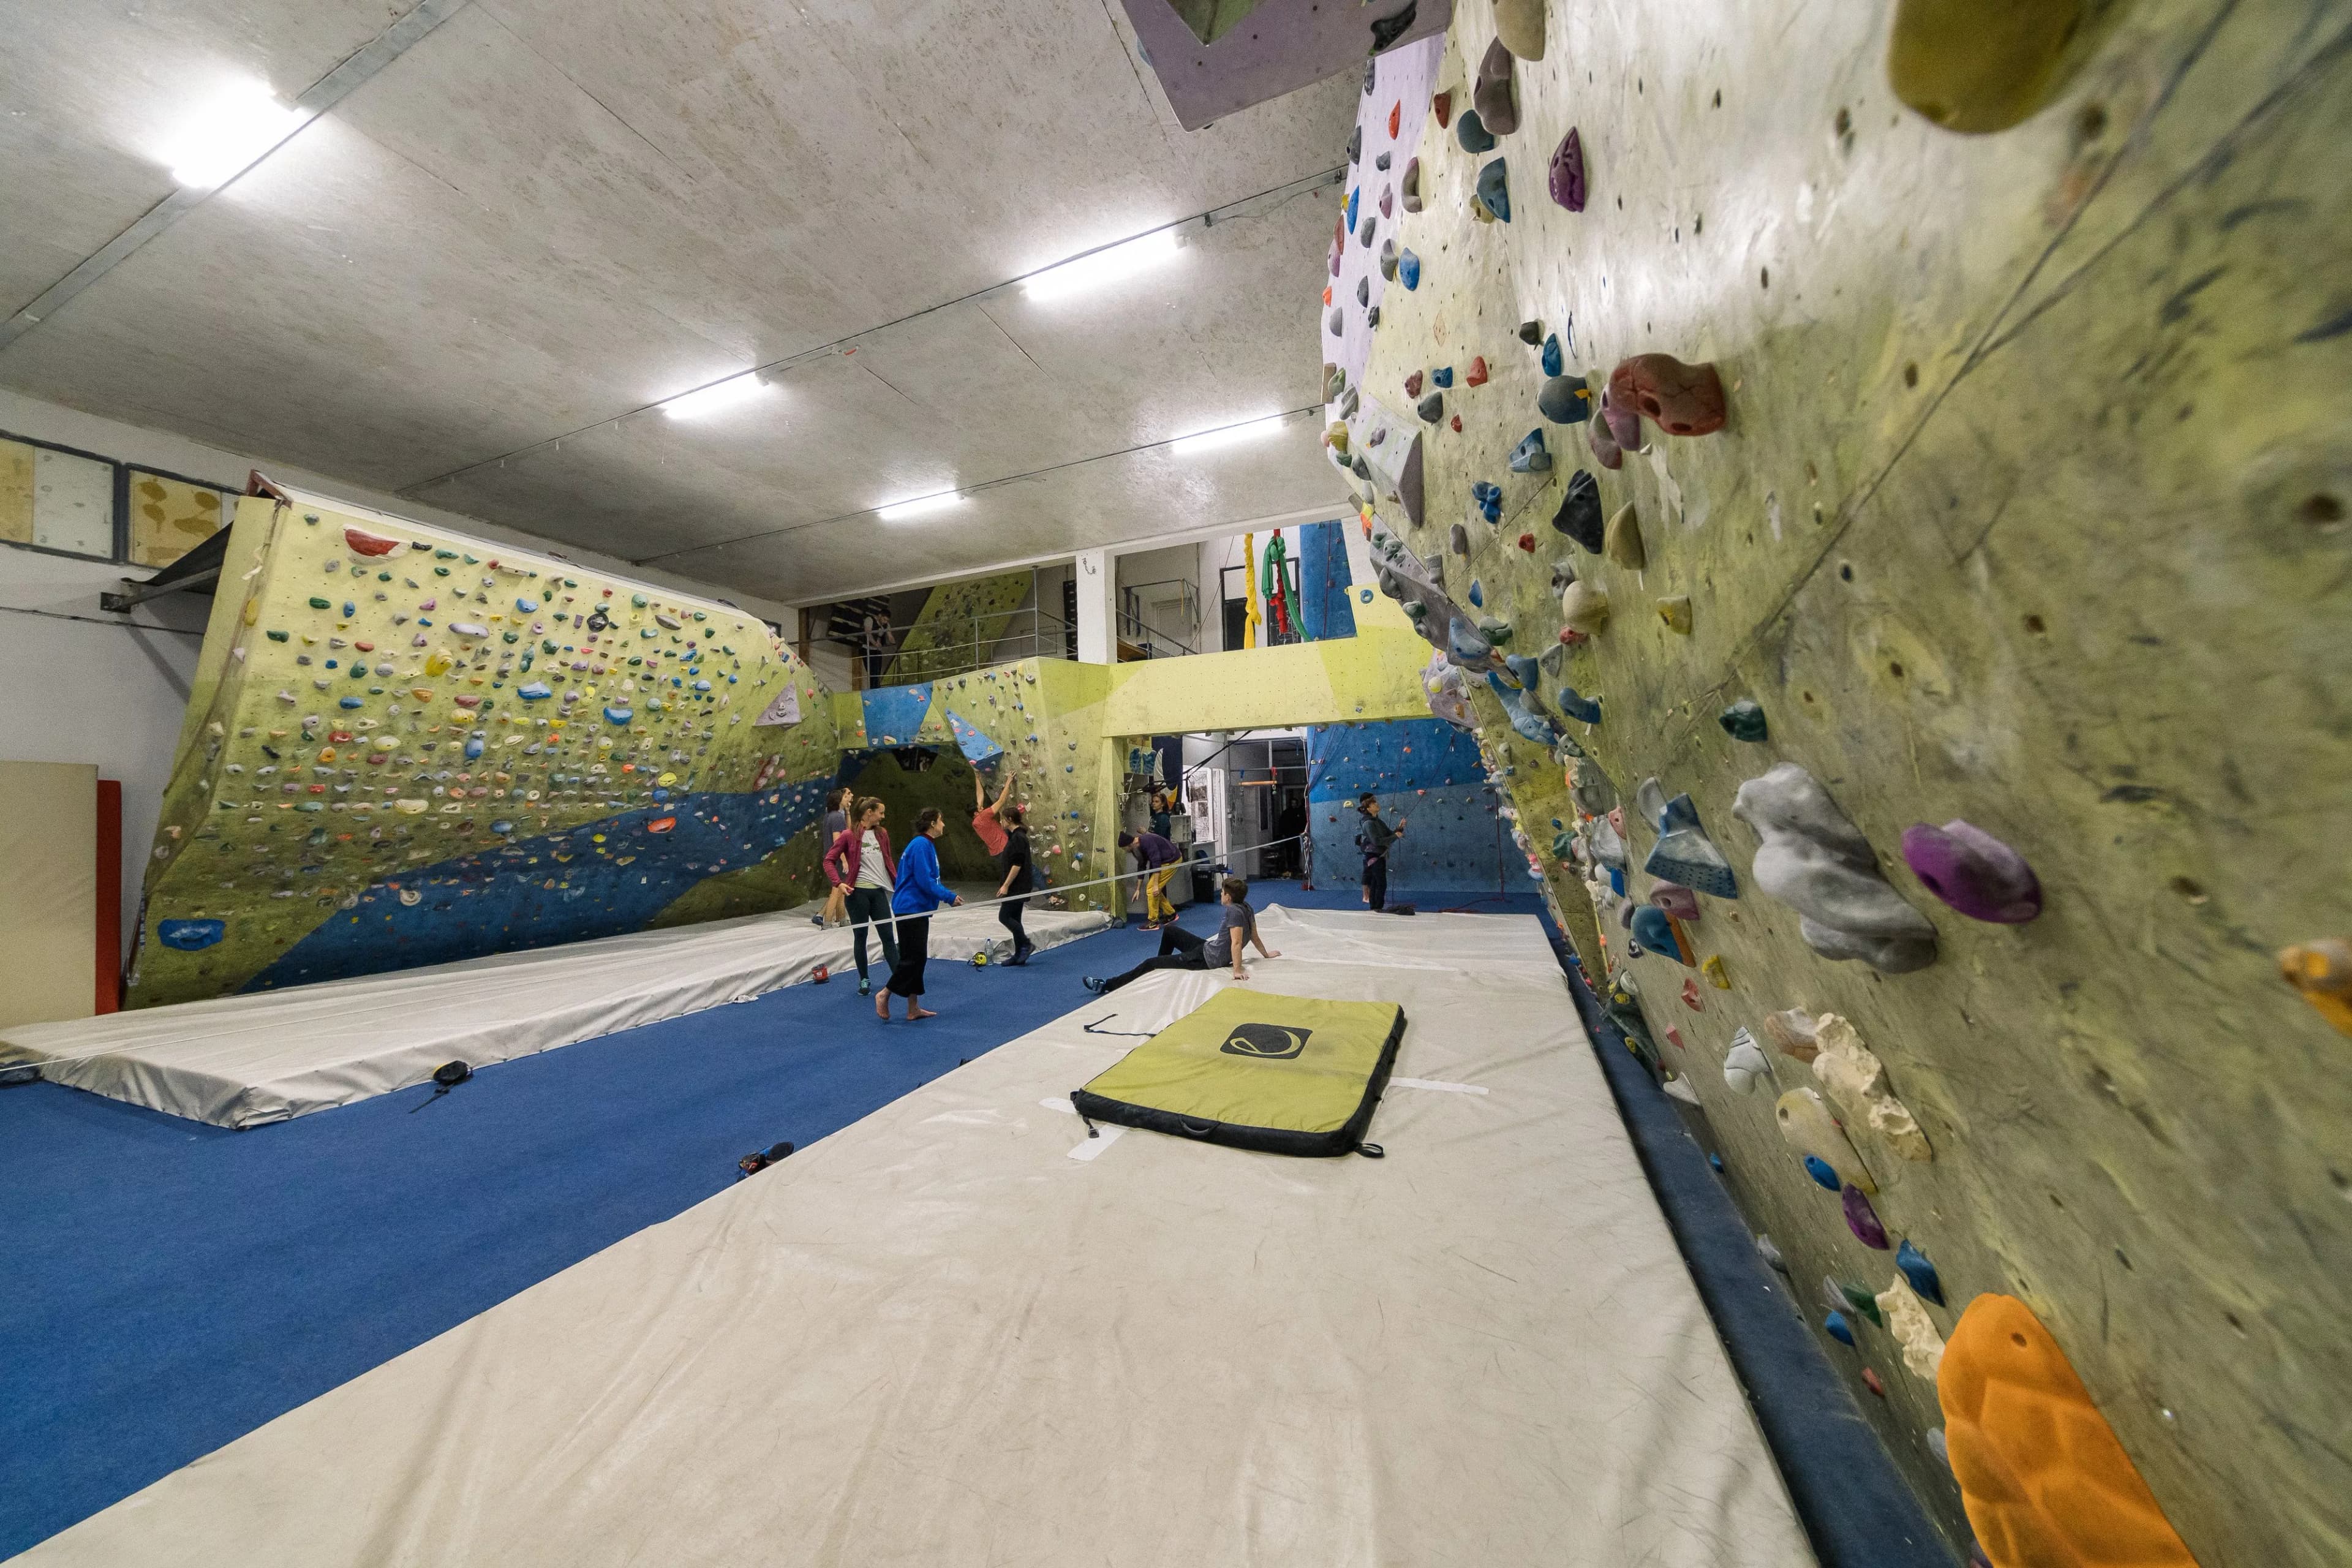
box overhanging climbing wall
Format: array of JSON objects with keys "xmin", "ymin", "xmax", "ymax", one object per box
[
  {"xmin": 127, "ymin": 494, "xmax": 839, "ymax": 1008},
  {"xmin": 1324, "ymin": 3, "xmax": 2352, "ymax": 1564},
  {"xmin": 885, "ymin": 570, "xmax": 1031, "ymax": 684},
  {"xmin": 1305, "ymin": 718, "xmax": 1505, "ymax": 893}
]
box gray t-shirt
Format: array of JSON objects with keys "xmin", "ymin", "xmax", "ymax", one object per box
[
  {"xmin": 824, "ymin": 808, "xmax": 849, "ymax": 842},
  {"xmin": 1202, "ymin": 902, "xmax": 1255, "ymax": 966}
]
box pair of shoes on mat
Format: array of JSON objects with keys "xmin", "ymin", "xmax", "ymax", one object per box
[
  {"xmin": 1082, "ymin": 976, "xmax": 1106, "ymax": 993},
  {"xmin": 1139, "ymin": 922, "xmax": 1163, "ymax": 932}
]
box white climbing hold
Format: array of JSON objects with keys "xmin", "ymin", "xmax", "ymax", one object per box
[
  {"xmin": 1876, "ymin": 1273, "xmax": 1947, "ymax": 1381},
  {"xmin": 1722, "ymin": 1027, "xmax": 1773, "ymax": 1094},
  {"xmin": 1812, "ymin": 1014, "xmax": 1932, "ymax": 1161}
]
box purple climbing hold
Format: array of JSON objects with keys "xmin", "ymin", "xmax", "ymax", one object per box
[
  {"xmin": 1587, "ymin": 407, "xmax": 1625, "ymax": 469},
  {"xmin": 1551, "ymin": 469, "xmax": 1603, "ymax": 550},
  {"xmin": 1472, "ymin": 38, "xmax": 1518, "ymax": 137},
  {"xmin": 1901, "ymin": 820, "xmax": 2043, "ymax": 924},
  {"xmin": 1842, "ymin": 1184, "xmax": 1891, "ymax": 1249},
  {"xmin": 1804, "ymin": 1155, "xmax": 1841, "ymax": 1191},
  {"xmin": 1477, "ymin": 157, "xmax": 1511, "ymax": 222},
  {"xmin": 1600, "ymin": 385, "xmax": 1643, "ymax": 452},
  {"xmin": 1455, "ymin": 108, "xmax": 1495, "ymax": 155},
  {"xmin": 1379, "ymin": 184, "xmax": 1393, "ymax": 217},
  {"xmin": 1549, "ymin": 127, "xmax": 1588, "ymax": 211}
]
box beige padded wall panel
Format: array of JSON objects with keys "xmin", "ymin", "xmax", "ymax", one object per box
[{"xmin": 0, "ymin": 761, "xmax": 96, "ymax": 1028}]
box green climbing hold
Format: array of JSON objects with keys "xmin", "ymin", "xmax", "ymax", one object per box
[
  {"xmin": 309, "ymin": 597, "xmax": 330, "ymax": 609},
  {"xmin": 1719, "ymin": 699, "xmax": 1768, "ymax": 741}
]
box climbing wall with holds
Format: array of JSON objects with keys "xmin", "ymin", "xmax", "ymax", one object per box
[
  {"xmin": 926, "ymin": 659, "xmax": 1118, "ymax": 907},
  {"xmin": 128, "ymin": 494, "xmax": 840, "ymax": 1007},
  {"xmin": 1327, "ymin": 2, "xmax": 2352, "ymax": 1564},
  {"xmin": 1305, "ymin": 717, "xmax": 1507, "ymax": 892}
]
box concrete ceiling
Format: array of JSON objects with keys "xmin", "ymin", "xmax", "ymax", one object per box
[{"xmin": 0, "ymin": 0, "xmax": 1356, "ymax": 603}]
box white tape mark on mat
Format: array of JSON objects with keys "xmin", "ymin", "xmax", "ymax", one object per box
[
  {"xmin": 1391, "ymin": 1077, "xmax": 1489, "ymax": 1095},
  {"xmin": 1039, "ymin": 1097, "xmax": 1125, "ymax": 1159}
]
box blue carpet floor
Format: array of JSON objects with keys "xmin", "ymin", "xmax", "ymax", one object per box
[{"xmin": 0, "ymin": 883, "xmax": 1529, "ymax": 1556}]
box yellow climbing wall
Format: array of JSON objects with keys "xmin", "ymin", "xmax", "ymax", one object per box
[
  {"xmin": 1342, "ymin": 3, "xmax": 2351, "ymax": 1564},
  {"xmin": 884, "ymin": 570, "xmax": 1032, "ymax": 683},
  {"xmin": 128, "ymin": 493, "xmax": 840, "ymax": 1006}
]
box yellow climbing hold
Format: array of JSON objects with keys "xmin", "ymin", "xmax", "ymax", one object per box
[
  {"xmin": 424, "ymin": 652, "xmax": 452, "ymax": 676},
  {"xmin": 2278, "ymin": 938, "xmax": 2352, "ymax": 1035},
  {"xmin": 1887, "ymin": 0, "xmax": 2086, "ymax": 135},
  {"xmin": 1700, "ymin": 953, "xmax": 1730, "ymax": 989},
  {"xmin": 393, "ymin": 799, "xmax": 429, "ymax": 815}
]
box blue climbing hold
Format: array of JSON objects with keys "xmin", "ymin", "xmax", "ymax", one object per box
[
  {"xmin": 1509, "ymin": 429, "xmax": 1550, "ymax": 473},
  {"xmin": 342, "ymin": 601, "xmax": 355, "ymax": 616},
  {"xmin": 1467, "ymin": 579, "xmax": 1485, "ymax": 608},
  {"xmin": 1804, "ymin": 1155, "xmax": 1842, "ymax": 1191},
  {"xmin": 604, "ymin": 706, "xmax": 633, "ymax": 725},
  {"xmin": 518, "ymin": 681, "xmax": 552, "ymax": 700},
  {"xmin": 1399, "ymin": 249, "xmax": 1420, "ymax": 290},
  {"xmin": 1433, "ymin": 366, "xmax": 1455, "ymax": 389},
  {"xmin": 1471, "ymin": 480, "xmax": 1502, "ymax": 522},
  {"xmin": 158, "ymin": 918, "xmax": 225, "ymax": 952},
  {"xmin": 490, "ymin": 820, "xmax": 514, "ymax": 835},
  {"xmin": 516, "ymin": 598, "xmax": 538, "ymax": 612},
  {"xmin": 1825, "ymin": 1311, "xmax": 1855, "ymax": 1347},
  {"xmin": 338, "ymin": 696, "xmax": 364, "ymax": 710},
  {"xmin": 1629, "ymin": 904, "xmax": 1685, "ymax": 959},
  {"xmin": 1359, "ymin": 587, "xmax": 1374, "ymax": 603},
  {"xmin": 1896, "ymin": 1239, "xmax": 1945, "ymax": 1306},
  {"xmin": 1708, "ymin": 1152, "xmax": 1725, "ymax": 1172},
  {"xmin": 1477, "ymin": 157, "xmax": 1510, "ymax": 222},
  {"xmin": 1542, "ymin": 333, "xmax": 1563, "ymax": 377},
  {"xmin": 1346, "ymin": 187, "xmax": 1359, "ymax": 230},
  {"xmin": 693, "ymin": 679, "xmax": 711, "ymax": 692},
  {"xmin": 1455, "ymin": 108, "xmax": 1495, "ymax": 154},
  {"xmin": 464, "ymin": 736, "xmax": 484, "ymax": 760},
  {"xmin": 1557, "ymin": 687, "xmax": 1602, "ymax": 725}
]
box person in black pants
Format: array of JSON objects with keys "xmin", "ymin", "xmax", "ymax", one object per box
[
  {"xmin": 1083, "ymin": 876, "xmax": 1279, "ymax": 993},
  {"xmin": 1355, "ymin": 794, "xmax": 1403, "ymax": 912},
  {"xmin": 880, "ymin": 807, "xmax": 960, "ymax": 1022},
  {"xmin": 993, "ymin": 802, "xmax": 1036, "ymax": 964}
]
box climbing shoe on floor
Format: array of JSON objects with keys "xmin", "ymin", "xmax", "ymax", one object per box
[
  {"xmin": 1082, "ymin": 976, "xmax": 1106, "ymax": 993},
  {"xmin": 858, "ymin": 978, "xmax": 872, "ymax": 996}
]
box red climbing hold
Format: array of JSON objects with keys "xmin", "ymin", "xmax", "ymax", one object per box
[
  {"xmin": 1862, "ymin": 1368, "xmax": 1887, "ymax": 1398},
  {"xmin": 1608, "ymin": 354, "xmax": 1728, "ymax": 437},
  {"xmin": 1433, "ymin": 90, "xmax": 1452, "ymax": 128},
  {"xmin": 1388, "ymin": 100, "xmax": 1401, "ymax": 138},
  {"xmin": 812, "ymin": 964, "xmax": 829, "ymax": 984},
  {"xmin": 1664, "ymin": 1024, "xmax": 1687, "ymax": 1050},
  {"xmin": 1450, "ymin": 415, "xmax": 1463, "ymax": 432},
  {"xmin": 1322, "ymin": 285, "xmax": 1333, "ymax": 306},
  {"xmin": 1465, "ymin": 355, "xmax": 1489, "ymax": 386},
  {"xmin": 344, "ymin": 527, "xmax": 398, "ymax": 557},
  {"xmin": 1404, "ymin": 370, "xmax": 1424, "ymax": 398},
  {"xmin": 647, "ymin": 816, "xmax": 676, "ymax": 834},
  {"xmin": 1517, "ymin": 532, "xmax": 1536, "ymax": 552},
  {"xmin": 1681, "ymin": 976, "xmax": 1704, "ymax": 1011}
]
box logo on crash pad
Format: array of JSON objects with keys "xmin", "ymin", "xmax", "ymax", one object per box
[{"xmin": 1220, "ymin": 1023, "xmax": 1310, "ymax": 1060}]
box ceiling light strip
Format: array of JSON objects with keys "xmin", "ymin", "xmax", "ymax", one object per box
[
  {"xmin": 633, "ymin": 405, "xmax": 1321, "ymax": 567},
  {"xmin": 0, "ymin": 0, "xmax": 472, "ymax": 355},
  {"xmin": 399, "ymin": 164, "xmax": 1344, "ymax": 498}
]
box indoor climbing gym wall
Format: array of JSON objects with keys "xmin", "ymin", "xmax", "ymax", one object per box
[
  {"xmin": 1326, "ymin": 3, "xmax": 2351, "ymax": 1565},
  {"xmin": 884, "ymin": 570, "xmax": 1031, "ymax": 684},
  {"xmin": 127, "ymin": 492, "xmax": 840, "ymax": 1008},
  {"xmin": 1305, "ymin": 718, "xmax": 1506, "ymax": 893},
  {"xmin": 920, "ymin": 660, "xmax": 1119, "ymax": 907}
]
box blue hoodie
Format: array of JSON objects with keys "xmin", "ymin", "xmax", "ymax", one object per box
[{"xmin": 891, "ymin": 833, "xmax": 957, "ymax": 916}]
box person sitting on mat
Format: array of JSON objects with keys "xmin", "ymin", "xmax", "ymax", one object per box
[
  {"xmin": 1083, "ymin": 876, "xmax": 1278, "ymax": 993},
  {"xmin": 1355, "ymin": 794, "xmax": 1404, "ymax": 913},
  {"xmin": 824, "ymin": 796, "xmax": 899, "ymax": 997},
  {"xmin": 1117, "ymin": 827, "xmax": 1183, "ymax": 931},
  {"xmin": 878, "ymin": 806, "xmax": 961, "ymax": 1022},
  {"xmin": 993, "ymin": 801, "xmax": 1036, "ymax": 965},
  {"xmin": 970, "ymin": 764, "xmax": 1015, "ymax": 858}
]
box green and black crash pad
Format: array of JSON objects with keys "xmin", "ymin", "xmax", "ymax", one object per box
[{"xmin": 1071, "ymin": 989, "xmax": 1406, "ymax": 1157}]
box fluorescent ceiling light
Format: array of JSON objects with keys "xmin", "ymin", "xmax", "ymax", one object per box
[
  {"xmin": 658, "ymin": 372, "xmax": 772, "ymax": 420},
  {"xmin": 167, "ymin": 78, "xmax": 306, "ymax": 188},
  {"xmin": 1020, "ymin": 230, "xmax": 1183, "ymax": 302},
  {"xmin": 878, "ymin": 491, "xmax": 967, "ymax": 522},
  {"xmin": 1169, "ymin": 413, "xmax": 1289, "ymax": 456}
]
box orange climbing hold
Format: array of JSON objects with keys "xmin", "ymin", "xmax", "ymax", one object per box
[
  {"xmin": 2278, "ymin": 938, "xmax": 2352, "ymax": 1035},
  {"xmin": 1939, "ymin": 1295, "xmax": 2199, "ymax": 1568},
  {"xmin": 1388, "ymin": 100, "xmax": 1400, "ymax": 138}
]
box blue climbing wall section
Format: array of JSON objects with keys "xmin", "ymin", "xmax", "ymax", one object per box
[
  {"xmin": 1297, "ymin": 519, "xmax": 1357, "ymax": 641},
  {"xmin": 861, "ymin": 682, "xmax": 933, "ymax": 746},
  {"xmin": 1305, "ymin": 717, "xmax": 1505, "ymax": 892}
]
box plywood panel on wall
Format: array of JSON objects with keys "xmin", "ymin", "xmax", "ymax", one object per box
[
  {"xmin": 0, "ymin": 761, "xmax": 97, "ymax": 1029},
  {"xmin": 127, "ymin": 470, "xmax": 228, "ymax": 568}
]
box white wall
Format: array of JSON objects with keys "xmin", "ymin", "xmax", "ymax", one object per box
[{"xmin": 0, "ymin": 388, "xmax": 801, "ymax": 965}]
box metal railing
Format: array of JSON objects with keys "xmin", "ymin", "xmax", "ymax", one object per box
[
  {"xmin": 841, "ymin": 606, "xmax": 1075, "ymax": 686},
  {"xmin": 1118, "ymin": 577, "xmax": 1199, "ymax": 660}
]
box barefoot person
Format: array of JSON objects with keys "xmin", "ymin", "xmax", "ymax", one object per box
[
  {"xmin": 878, "ymin": 806, "xmax": 961, "ymax": 1022},
  {"xmin": 993, "ymin": 801, "xmax": 1036, "ymax": 965},
  {"xmin": 1083, "ymin": 876, "xmax": 1278, "ymax": 993},
  {"xmin": 811, "ymin": 786, "xmax": 852, "ymax": 929},
  {"xmin": 824, "ymin": 797, "xmax": 899, "ymax": 996}
]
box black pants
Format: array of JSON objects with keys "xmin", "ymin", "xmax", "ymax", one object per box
[
  {"xmin": 1363, "ymin": 853, "xmax": 1389, "ymax": 912},
  {"xmin": 998, "ymin": 896, "xmax": 1030, "ymax": 954},
  {"xmin": 845, "ymin": 886, "xmax": 899, "ymax": 980},
  {"xmin": 885, "ymin": 915, "xmax": 930, "ymax": 998},
  {"xmin": 1100, "ymin": 924, "xmax": 1208, "ymax": 993}
]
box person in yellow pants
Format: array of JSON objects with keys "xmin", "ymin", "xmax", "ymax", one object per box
[{"xmin": 1118, "ymin": 829, "xmax": 1183, "ymax": 930}]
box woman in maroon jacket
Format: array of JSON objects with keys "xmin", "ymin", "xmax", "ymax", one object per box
[{"xmin": 823, "ymin": 796, "xmax": 900, "ymax": 995}]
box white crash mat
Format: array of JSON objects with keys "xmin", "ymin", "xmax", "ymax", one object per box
[
  {"xmin": 0, "ymin": 899, "xmax": 1105, "ymax": 1128},
  {"xmin": 18, "ymin": 907, "xmax": 1815, "ymax": 1566}
]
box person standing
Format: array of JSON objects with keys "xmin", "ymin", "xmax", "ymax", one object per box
[
  {"xmin": 879, "ymin": 806, "xmax": 961, "ymax": 1022},
  {"xmin": 861, "ymin": 608, "xmax": 891, "ymax": 687},
  {"xmin": 993, "ymin": 801, "xmax": 1036, "ymax": 965},
  {"xmin": 1117, "ymin": 827, "xmax": 1183, "ymax": 930},
  {"xmin": 824, "ymin": 797, "xmax": 900, "ymax": 995},
  {"xmin": 812, "ymin": 786, "xmax": 852, "ymax": 929},
  {"xmin": 1084, "ymin": 876, "xmax": 1279, "ymax": 993},
  {"xmin": 1355, "ymin": 793, "xmax": 1404, "ymax": 913}
]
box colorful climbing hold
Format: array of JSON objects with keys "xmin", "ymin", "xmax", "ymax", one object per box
[
  {"xmin": 158, "ymin": 918, "xmax": 226, "ymax": 951},
  {"xmin": 1556, "ymin": 687, "xmax": 1600, "ymax": 725},
  {"xmin": 1472, "ymin": 38, "xmax": 1518, "ymax": 135},
  {"xmin": 1509, "ymin": 429, "xmax": 1550, "ymax": 473},
  {"xmin": 1656, "ymin": 595, "xmax": 1692, "ymax": 634},
  {"xmin": 1902, "ymin": 820, "xmax": 2043, "ymax": 923},
  {"xmin": 1896, "ymin": 1238, "xmax": 1946, "ymax": 1306},
  {"xmin": 1604, "ymin": 503, "xmax": 1645, "ymax": 568},
  {"xmin": 1433, "ymin": 90, "xmax": 1452, "ymax": 129},
  {"xmin": 1778, "ymin": 1085, "xmax": 1875, "ymax": 1192},
  {"xmin": 2279, "ymin": 938, "xmax": 2352, "ymax": 1035},
  {"xmin": 1887, "ymin": 0, "xmax": 2088, "ymax": 135},
  {"xmin": 1548, "ymin": 127, "xmax": 1588, "ymax": 211},
  {"xmin": 1551, "ymin": 470, "xmax": 1603, "ymax": 549},
  {"xmin": 1861, "ymin": 1367, "xmax": 1887, "ymax": 1399},
  {"xmin": 1609, "ymin": 354, "xmax": 1728, "ymax": 437},
  {"xmin": 1843, "ymin": 1183, "xmax": 1891, "ymax": 1249},
  {"xmin": 343, "ymin": 527, "xmax": 399, "ymax": 557},
  {"xmin": 1539, "ymin": 374, "xmax": 1593, "ymax": 424},
  {"xmin": 1433, "ymin": 366, "xmax": 1454, "ymax": 389},
  {"xmin": 1455, "ymin": 108, "xmax": 1495, "ymax": 154},
  {"xmin": 1733, "ymin": 764, "xmax": 1939, "ymax": 972},
  {"xmin": 1803, "ymin": 1155, "xmax": 1842, "ymax": 1191},
  {"xmin": 1719, "ymin": 699, "xmax": 1769, "ymax": 742},
  {"xmin": 1476, "ymin": 157, "xmax": 1511, "ymax": 222},
  {"xmin": 1400, "ymin": 249, "xmax": 1421, "ymax": 290},
  {"xmin": 1826, "ymin": 1311, "xmax": 1856, "ymax": 1347}
]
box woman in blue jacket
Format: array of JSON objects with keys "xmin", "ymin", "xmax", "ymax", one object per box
[{"xmin": 878, "ymin": 806, "xmax": 962, "ymax": 1021}]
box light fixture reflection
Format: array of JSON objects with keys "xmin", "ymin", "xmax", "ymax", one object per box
[
  {"xmin": 658, "ymin": 372, "xmax": 772, "ymax": 420},
  {"xmin": 1169, "ymin": 413, "xmax": 1289, "ymax": 457},
  {"xmin": 167, "ymin": 78, "xmax": 306, "ymax": 188},
  {"xmin": 1020, "ymin": 230, "xmax": 1183, "ymax": 302},
  {"xmin": 878, "ymin": 491, "xmax": 968, "ymax": 522}
]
